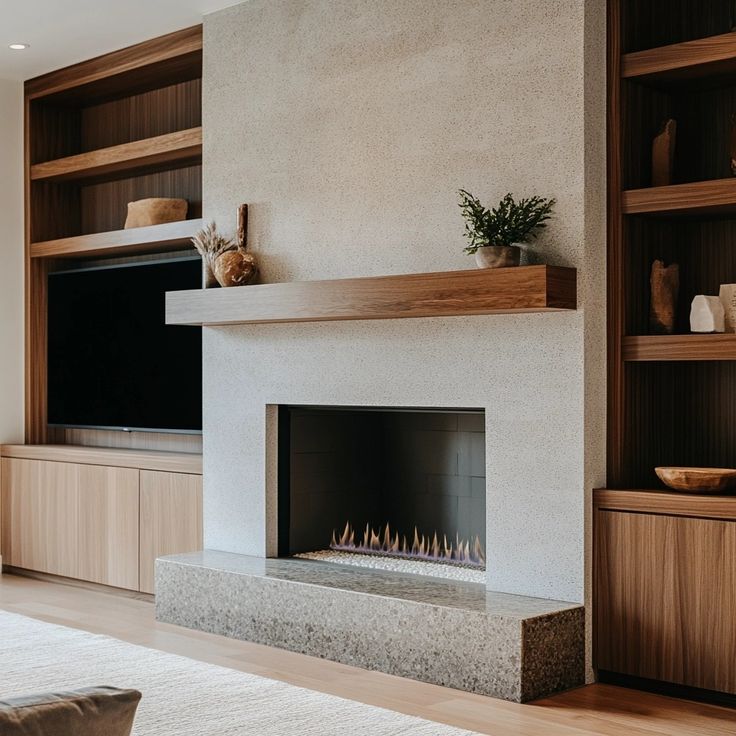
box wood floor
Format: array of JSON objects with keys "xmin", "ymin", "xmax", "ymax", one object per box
[{"xmin": 1, "ymin": 572, "xmax": 735, "ymax": 735}]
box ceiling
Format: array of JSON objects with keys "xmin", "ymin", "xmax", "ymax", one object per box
[{"xmin": 0, "ymin": 0, "xmax": 241, "ymax": 81}]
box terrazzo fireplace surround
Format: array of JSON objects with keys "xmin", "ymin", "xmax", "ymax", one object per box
[{"xmin": 156, "ymin": 0, "xmax": 607, "ymax": 701}]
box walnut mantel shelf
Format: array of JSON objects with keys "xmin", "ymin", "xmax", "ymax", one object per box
[{"xmin": 165, "ymin": 265, "xmax": 577, "ymax": 326}]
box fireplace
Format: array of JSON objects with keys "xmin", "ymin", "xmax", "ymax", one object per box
[{"xmin": 277, "ymin": 405, "xmax": 485, "ymax": 581}]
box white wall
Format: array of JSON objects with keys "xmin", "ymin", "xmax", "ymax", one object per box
[
  {"xmin": 0, "ymin": 78, "xmax": 24, "ymax": 444},
  {"xmin": 201, "ymin": 0, "xmax": 606, "ymax": 606}
]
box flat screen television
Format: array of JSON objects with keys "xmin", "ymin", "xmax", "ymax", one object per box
[{"xmin": 48, "ymin": 257, "xmax": 203, "ymax": 434}]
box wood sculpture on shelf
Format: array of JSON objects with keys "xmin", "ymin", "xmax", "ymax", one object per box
[
  {"xmin": 649, "ymin": 259, "xmax": 679, "ymax": 334},
  {"xmin": 652, "ymin": 119, "xmax": 676, "ymax": 187}
]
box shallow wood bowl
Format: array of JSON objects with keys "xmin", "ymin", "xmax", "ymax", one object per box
[{"xmin": 655, "ymin": 467, "xmax": 736, "ymax": 493}]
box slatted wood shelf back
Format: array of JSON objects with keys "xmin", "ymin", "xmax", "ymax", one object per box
[
  {"xmin": 623, "ymin": 334, "xmax": 736, "ymax": 362},
  {"xmin": 623, "ymin": 31, "xmax": 736, "ymax": 88},
  {"xmin": 166, "ymin": 265, "xmax": 577, "ymax": 327},
  {"xmin": 623, "ymin": 178, "xmax": 736, "ymax": 216},
  {"xmin": 30, "ymin": 219, "xmax": 204, "ymax": 259}
]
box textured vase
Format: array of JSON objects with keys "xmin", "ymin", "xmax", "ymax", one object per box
[
  {"xmin": 474, "ymin": 245, "xmax": 521, "ymax": 269},
  {"xmin": 213, "ymin": 249, "xmax": 258, "ymax": 287}
]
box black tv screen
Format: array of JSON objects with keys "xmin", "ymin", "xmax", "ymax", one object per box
[{"xmin": 48, "ymin": 257, "xmax": 202, "ymax": 433}]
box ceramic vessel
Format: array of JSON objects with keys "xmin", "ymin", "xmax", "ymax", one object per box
[
  {"xmin": 213, "ymin": 249, "xmax": 258, "ymax": 287},
  {"xmin": 474, "ymin": 245, "xmax": 521, "ymax": 269},
  {"xmin": 655, "ymin": 466, "xmax": 736, "ymax": 493}
]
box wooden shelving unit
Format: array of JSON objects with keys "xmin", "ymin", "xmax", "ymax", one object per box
[
  {"xmin": 166, "ymin": 266, "xmax": 577, "ymax": 327},
  {"xmin": 25, "ymin": 26, "xmax": 203, "ymax": 445},
  {"xmin": 30, "ymin": 127, "xmax": 202, "ymax": 184},
  {"xmin": 600, "ymin": 0, "xmax": 736, "ymax": 698}
]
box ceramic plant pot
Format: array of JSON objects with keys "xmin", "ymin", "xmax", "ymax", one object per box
[{"xmin": 474, "ymin": 245, "xmax": 521, "ymax": 269}]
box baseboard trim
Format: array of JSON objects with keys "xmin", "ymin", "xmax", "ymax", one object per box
[
  {"xmin": 598, "ymin": 671, "xmax": 736, "ymax": 708},
  {"xmin": 2, "ymin": 566, "xmax": 154, "ymax": 603}
]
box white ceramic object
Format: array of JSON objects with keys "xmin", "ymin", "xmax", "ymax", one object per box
[
  {"xmin": 719, "ymin": 284, "xmax": 736, "ymax": 333},
  {"xmin": 690, "ymin": 295, "xmax": 725, "ymax": 333}
]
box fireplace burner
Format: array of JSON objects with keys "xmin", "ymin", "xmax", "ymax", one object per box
[{"xmin": 278, "ymin": 405, "xmax": 486, "ymax": 582}]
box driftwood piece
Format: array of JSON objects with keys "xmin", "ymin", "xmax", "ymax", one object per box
[
  {"xmin": 649, "ymin": 260, "xmax": 679, "ymax": 334},
  {"xmin": 652, "ymin": 119, "xmax": 676, "ymax": 187},
  {"xmin": 236, "ymin": 203, "xmax": 248, "ymax": 249}
]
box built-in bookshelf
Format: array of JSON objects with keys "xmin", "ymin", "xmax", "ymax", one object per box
[{"xmin": 24, "ymin": 26, "xmax": 203, "ymax": 446}]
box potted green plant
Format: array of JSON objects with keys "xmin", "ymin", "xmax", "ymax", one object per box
[{"xmin": 458, "ymin": 189, "xmax": 555, "ymax": 268}]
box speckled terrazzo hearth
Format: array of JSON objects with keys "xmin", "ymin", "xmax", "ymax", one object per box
[{"xmin": 155, "ymin": 551, "xmax": 584, "ymax": 702}]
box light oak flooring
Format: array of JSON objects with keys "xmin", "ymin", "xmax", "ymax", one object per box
[{"xmin": 1, "ymin": 572, "xmax": 735, "ymax": 735}]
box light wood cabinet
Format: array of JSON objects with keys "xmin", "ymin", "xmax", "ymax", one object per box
[
  {"xmin": 1, "ymin": 458, "xmax": 79, "ymax": 578},
  {"xmin": 78, "ymin": 465, "xmax": 139, "ymax": 589},
  {"xmin": 1, "ymin": 446, "xmax": 202, "ymax": 593},
  {"xmin": 140, "ymin": 471, "xmax": 203, "ymax": 594},
  {"xmin": 596, "ymin": 505, "xmax": 736, "ymax": 694}
]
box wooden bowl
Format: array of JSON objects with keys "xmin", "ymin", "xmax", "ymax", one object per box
[{"xmin": 655, "ymin": 467, "xmax": 736, "ymax": 493}]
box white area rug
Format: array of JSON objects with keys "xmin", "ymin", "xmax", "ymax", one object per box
[{"xmin": 0, "ymin": 611, "xmax": 479, "ymax": 735}]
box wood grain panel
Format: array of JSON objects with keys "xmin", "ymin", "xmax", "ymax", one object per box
[
  {"xmin": 594, "ymin": 488, "xmax": 736, "ymax": 520},
  {"xmin": 1, "ymin": 458, "xmax": 78, "ymax": 577},
  {"xmin": 166, "ymin": 266, "xmax": 577, "ymax": 326},
  {"xmin": 80, "ymin": 78, "xmax": 201, "ymax": 152},
  {"xmin": 139, "ymin": 470, "xmax": 202, "ymax": 594},
  {"xmin": 621, "ymin": 0, "xmax": 734, "ymax": 55},
  {"xmin": 31, "ymin": 127, "xmax": 202, "ymax": 184},
  {"xmin": 31, "ymin": 219, "xmax": 204, "ymax": 258},
  {"xmin": 607, "ymin": 0, "xmax": 626, "ymax": 486},
  {"xmin": 0, "ymin": 445, "xmax": 202, "ymax": 475},
  {"xmin": 623, "ymin": 334, "xmax": 736, "ymax": 361},
  {"xmin": 78, "ymin": 465, "xmax": 139, "ymax": 589},
  {"xmin": 596, "ymin": 509, "xmax": 736, "ymax": 693},
  {"xmin": 25, "ymin": 26, "xmax": 202, "ymax": 103},
  {"xmin": 623, "ymin": 178, "xmax": 736, "ymax": 215}
]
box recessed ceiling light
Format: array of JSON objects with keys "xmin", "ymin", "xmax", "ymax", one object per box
[{"xmin": 9, "ymin": 43, "xmax": 29, "ymax": 50}]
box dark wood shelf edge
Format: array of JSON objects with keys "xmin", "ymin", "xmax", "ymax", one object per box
[
  {"xmin": 623, "ymin": 334, "xmax": 736, "ymax": 361},
  {"xmin": 622, "ymin": 31, "xmax": 736, "ymax": 85},
  {"xmin": 622, "ymin": 178, "xmax": 736, "ymax": 215},
  {"xmin": 594, "ymin": 488, "xmax": 736, "ymax": 521}
]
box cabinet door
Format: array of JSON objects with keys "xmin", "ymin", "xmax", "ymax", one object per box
[
  {"xmin": 78, "ymin": 465, "xmax": 139, "ymax": 589},
  {"xmin": 140, "ymin": 471, "xmax": 202, "ymax": 594},
  {"xmin": 1, "ymin": 458, "xmax": 79, "ymax": 578},
  {"xmin": 596, "ymin": 510, "xmax": 736, "ymax": 693}
]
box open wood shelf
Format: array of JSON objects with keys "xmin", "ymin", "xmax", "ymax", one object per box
[
  {"xmin": 623, "ymin": 178, "xmax": 736, "ymax": 215},
  {"xmin": 0, "ymin": 444, "xmax": 202, "ymax": 475},
  {"xmin": 166, "ymin": 265, "xmax": 577, "ymax": 327},
  {"xmin": 594, "ymin": 488, "xmax": 736, "ymax": 521},
  {"xmin": 623, "ymin": 31, "xmax": 736, "ymax": 88},
  {"xmin": 30, "ymin": 127, "xmax": 202, "ymax": 184},
  {"xmin": 623, "ymin": 334, "xmax": 736, "ymax": 361},
  {"xmin": 30, "ymin": 219, "xmax": 204, "ymax": 259}
]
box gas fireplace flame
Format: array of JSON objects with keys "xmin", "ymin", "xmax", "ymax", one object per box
[{"xmin": 330, "ymin": 522, "xmax": 485, "ymax": 569}]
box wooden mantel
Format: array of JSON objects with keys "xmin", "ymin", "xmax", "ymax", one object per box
[{"xmin": 166, "ymin": 265, "xmax": 576, "ymax": 326}]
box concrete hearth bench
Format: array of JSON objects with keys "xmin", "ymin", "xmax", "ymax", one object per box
[{"xmin": 155, "ymin": 550, "xmax": 584, "ymax": 703}]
